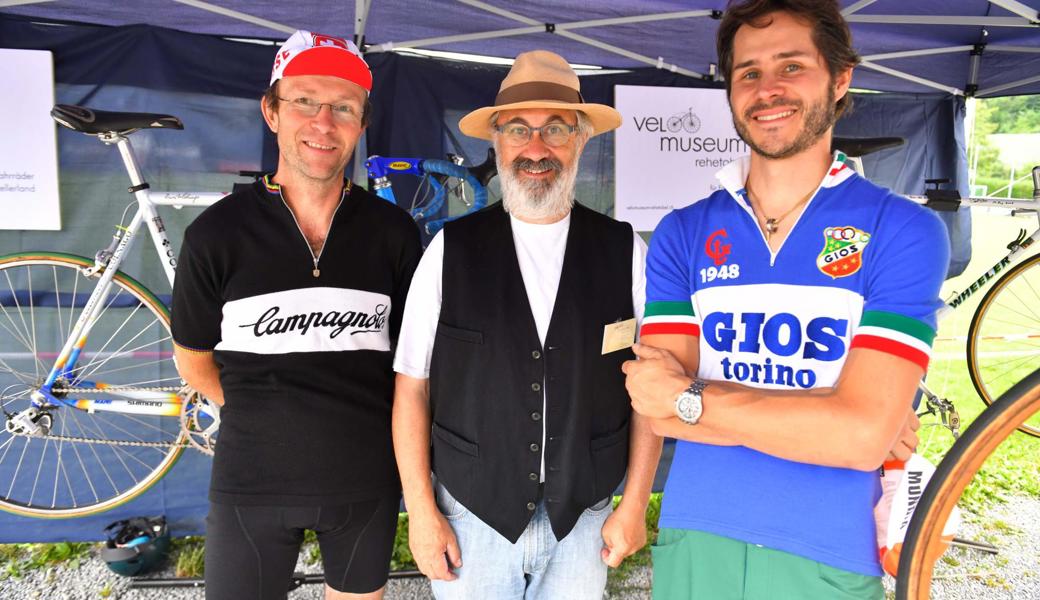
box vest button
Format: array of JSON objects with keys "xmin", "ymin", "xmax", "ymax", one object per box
[
  {"xmin": 529, "ymin": 443, "xmax": 540, "ymax": 452},
  {"xmin": 526, "ymin": 502, "xmax": 536, "ymax": 511},
  {"xmin": 529, "ymin": 472, "xmax": 538, "ymax": 481},
  {"xmin": 531, "ymin": 350, "xmax": 541, "ymax": 359},
  {"xmin": 531, "ymin": 382, "xmax": 541, "ymax": 392},
  {"xmin": 531, "ymin": 411, "xmax": 541, "ymax": 421}
]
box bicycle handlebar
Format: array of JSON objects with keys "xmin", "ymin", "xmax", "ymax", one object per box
[{"xmin": 365, "ymin": 149, "xmax": 497, "ymax": 235}]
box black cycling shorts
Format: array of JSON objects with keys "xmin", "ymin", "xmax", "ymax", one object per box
[{"xmin": 204, "ymin": 496, "xmax": 399, "ymax": 599}]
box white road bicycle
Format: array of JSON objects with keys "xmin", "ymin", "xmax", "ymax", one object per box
[{"xmin": 0, "ymin": 105, "xmax": 226, "ymax": 518}]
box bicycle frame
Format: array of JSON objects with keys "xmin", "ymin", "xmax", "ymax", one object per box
[
  {"xmin": 28, "ymin": 132, "xmax": 224, "ymax": 419},
  {"xmin": 905, "ymin": 193, "xmax": 1039, "ymax": 319},
  {"xmin": 908, "ymin": 187, "xmax": 1039, "ymax": 432}
]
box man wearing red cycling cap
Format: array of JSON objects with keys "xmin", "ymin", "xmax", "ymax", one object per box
[{"xmin": 172, "ymin": 30, "xmax": 421, "ymax": 600}]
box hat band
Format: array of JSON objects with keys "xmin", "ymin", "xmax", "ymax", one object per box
[{"xmin": 495, "ymin": 82, "xmax": 584, "ymax": 106}]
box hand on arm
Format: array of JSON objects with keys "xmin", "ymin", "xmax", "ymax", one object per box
[
  {"xmin": 627, "ymin": 341, "xmax": 925, "ymax": 471},
  {"xmin": 174, "ymin": 345, "xmax": 224, "ymax": 406},
  {"xmin": 622, "ymin": 334, "xmax": 737, "ymax": 445},
  {"xmin": 600, "ymin": 412, "xmax": 661, "ymax": 567},
  {"xmin": 392, "ymin": 373, "xmax": 461, "ymax": 580}
]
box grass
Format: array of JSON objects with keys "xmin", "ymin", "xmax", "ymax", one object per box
[{"xmin": 0, "ymin": 541, "xmax": 93, "ymax": 580}]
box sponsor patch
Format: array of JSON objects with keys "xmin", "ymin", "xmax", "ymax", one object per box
[{"xmin": 817, "ymin": 226, "xmax": 870, "ymax": 279}]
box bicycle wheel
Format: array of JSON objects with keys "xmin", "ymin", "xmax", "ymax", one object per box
[
  {"xmin": 967, "ymin": 252, "xmax": 1040, "ymax": 437},
  {"xmin": 0, "ymin": 253, "xmax": 186, "ymax": 518},
  {"xmin": 896, "ymin": 367, "xmax": 1040, "ymax": 599}
]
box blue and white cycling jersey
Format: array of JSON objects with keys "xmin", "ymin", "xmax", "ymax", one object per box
[{"xmin": 642, "ymin": 152, "xmax": 949, "ymax": 576}]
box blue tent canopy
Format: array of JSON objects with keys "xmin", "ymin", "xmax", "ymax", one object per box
[{"xmin": 4, "ymin": 0, "xmax": 1040, "ymax": 97}]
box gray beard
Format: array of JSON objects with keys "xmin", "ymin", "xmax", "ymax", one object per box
[{"xmin": 497, "ymin": 155, "xmax": 579, "ymax": 221}]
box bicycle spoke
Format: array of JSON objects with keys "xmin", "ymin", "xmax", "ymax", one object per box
[
  {"xmin": 5, "ymin": 435, "xmax": 30, "ymax": 501},
  {"xmin": 27, "ymin": 434, "xmax": 50, "ymax": 509},
  {"xmin": 0, "ymin": 258, "xmax": 184, "ymax": 515},
  {"xmin": 75, "ymin": 411, "xmax": 137, "ymax": 490},
  {"xmin": 76, "ymin": 323, "xmax": 169, "ymax": 382},
  {"xmin": 27, "ymin": 266, "xmax": 39, "ymax": 386},
  {"xmin": 82, "ymin": 357, "xmax": 170, "ymax": 379}
]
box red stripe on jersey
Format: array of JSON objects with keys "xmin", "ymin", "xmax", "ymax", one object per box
[
  {"xmin": 640, "ymin": 323, "xmax": 700, "ymax": 337},
  {"xmin": 851, "ymin": 334, "xmax": 929, "ymax": 370}
]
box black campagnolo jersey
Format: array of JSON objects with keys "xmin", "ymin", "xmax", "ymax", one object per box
[{"xmin": 172, "ymin": 175, "xmax": 422, "ymax": 506}]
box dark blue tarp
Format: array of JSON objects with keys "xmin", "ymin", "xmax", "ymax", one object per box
[{"xmin": 0, "ymin": 19, "xmax": 967, "ymax": 541}]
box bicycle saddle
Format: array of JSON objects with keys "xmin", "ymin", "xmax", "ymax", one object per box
[
  {"xmin": 831, "ymin": 136, "xmax": 904, "ymax": 158},
  {"xmin": 51, "ymin": 104, "xmax": 184, "ymax": 135}
]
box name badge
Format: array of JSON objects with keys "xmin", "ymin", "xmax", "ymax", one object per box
[{"xmin": 602, "ymin": 318, "xmax": 637, "ymax": 354}]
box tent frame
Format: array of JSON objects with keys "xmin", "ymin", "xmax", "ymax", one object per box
[{"xmin": 7, "ymin": 0, "xmax": 1037, "ymax": 96}]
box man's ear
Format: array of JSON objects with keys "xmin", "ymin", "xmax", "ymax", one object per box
[
  {"xmin": 261, "ymin": 97, "xmax": 278, "ymax": 133},
  {"xmin": 833, "ymin": 67, "xmax": 853, "ymax": 105}
]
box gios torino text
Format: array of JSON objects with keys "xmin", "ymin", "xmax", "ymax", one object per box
[
  {"xmin": 703, "ymin": 311, "xmax": 849, "ymax": 389},
  {"xmin": 239, "ymin": 304, "xmax": 388, "ymax": 339}
]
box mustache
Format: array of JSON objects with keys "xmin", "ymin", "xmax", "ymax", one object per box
[
  {"xmin": 511, "ymin": 156, "xmax": 563, "ymax": 175},
  {"xmin": 743, "ymin": 98, "xmax": 802, "ymax": 120}
]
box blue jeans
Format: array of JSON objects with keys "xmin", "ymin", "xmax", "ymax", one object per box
[{"xmin": 430, "ymin": 481, "xmax": 612, "ymax": 600}]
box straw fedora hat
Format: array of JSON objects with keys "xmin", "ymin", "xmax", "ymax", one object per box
[{"xmin": 458, "ymin": 50, "xmax": 622, "ymax": 140}]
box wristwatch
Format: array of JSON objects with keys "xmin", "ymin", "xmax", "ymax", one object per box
[{"xmin": 675, "ymin": 379, "xmax": 708, "ymax": 425}]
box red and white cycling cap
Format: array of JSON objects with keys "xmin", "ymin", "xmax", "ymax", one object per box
[{"xmin": 269, "ymin": 30, "xmax": 372, "ymax": 92}]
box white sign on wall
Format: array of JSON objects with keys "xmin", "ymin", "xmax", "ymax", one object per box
[
  {"xmin": 614, "ymin": 85, "xmax": 747, "ymax": 232},
  {"xmin": 0, "ymin": 49, "xmax": 61, "ymax": 230}
]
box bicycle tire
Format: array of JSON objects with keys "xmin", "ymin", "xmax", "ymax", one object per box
[
  {"xmin": 966, "ymin": 251, "xmax": 1040, "ymax": 437},
  {"xmin": 0, "ymin": 253, "xmax": 186, "ymax": 518},
  {"xmin": 895, "ymin": 366, "xmax": 1040, "ymax": 599}
]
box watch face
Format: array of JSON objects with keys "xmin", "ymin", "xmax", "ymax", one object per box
[{"xmin": 676, "ymin": 392, "xmax": 702, "ymax": 424}]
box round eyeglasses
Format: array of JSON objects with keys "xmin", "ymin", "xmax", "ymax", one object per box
[{"xmin": 493, "ymin": 122, "xmax": 578, "ymax": 147}]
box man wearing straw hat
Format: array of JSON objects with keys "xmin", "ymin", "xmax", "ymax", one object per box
[{"xmin": 392, "ymin": 50, "xmax": 661, "ymax": 599}]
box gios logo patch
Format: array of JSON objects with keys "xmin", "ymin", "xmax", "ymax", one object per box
[{"xmin": 817, "ymin": 226, "xmax": 871, "ymax": 278}]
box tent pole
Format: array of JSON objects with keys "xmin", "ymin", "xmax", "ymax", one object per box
[
  {"xmin": 169, "ymin": 0, "xmax": 295, "ymax": 34},
  {"xmin": 967, "ymin": 45, "xmax": 984, "ymax": 96},
  {"xmin": 842, "ymin": 0, "xmax": 880, "ymax": 16},
  {"xmin": 355, "ymin": 0, "xmax": 373, "ymax": 46},
  {"xmin": 455, "ymin": 0, "xmax": 708, "ymax": 78},
  {"xmin": 367, "ymin": 25, "xmax": 546, "ymax": 53},
  {"xmin": 987, "ymin": 0, "xmax": 1040, "ymax": 22},
  {"xmin": 367, "ymin": 9, "xmax": 714, "ymax": 56},
  {"xmin": 986, "ymin": 45, "xmax": 1040, "ymax": 53},
  {"xmin": 977, "ymin": 74, "xmax": 1040, "ymax": 96},
  {"xmin": 862, "ymin": 46, "xmax": 974, "ymax": 61},
  {"xmin": 859, "ymin": 60, "xmax": 964, "ymax": 95},
  {"xmin": 846, "ymin": 15, "xmax": 1037, "ymax": 27},
  {"xmin": 0, "ymin": 0, "xmax": 56, "ymax": 8}
]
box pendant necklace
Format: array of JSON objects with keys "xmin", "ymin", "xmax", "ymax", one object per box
[{"xmin": 745, "ymin": 183, "xmax": 813, "ymax": 241}]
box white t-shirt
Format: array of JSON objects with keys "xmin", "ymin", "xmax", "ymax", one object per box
[{"xmin": 394, "ymin": 211, "xmax": 647, "ymax": 480}]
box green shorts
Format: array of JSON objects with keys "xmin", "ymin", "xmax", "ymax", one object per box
[{"xmin": 651, "ymin": 529, "xmax": 883, "ymax": 600}]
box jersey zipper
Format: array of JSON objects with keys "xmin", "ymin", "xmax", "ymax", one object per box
[{"xmin": 278, "ymin": 187, "xmax": 346, "ymax": 278}]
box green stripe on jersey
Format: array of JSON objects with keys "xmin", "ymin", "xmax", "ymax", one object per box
[
  {"xmin": 859, "ymin": 310, "xmax": 935, "ymax": 345},
  {"xmin": 645, "ymin": 301, "xmax": 695, "ymax": 318}
]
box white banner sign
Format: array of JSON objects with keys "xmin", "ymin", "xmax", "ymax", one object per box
[
  {"xmin": 614, "ymin": 85, "xmax": 747, "ymax": 232},
  {"xmin": 0, "ymin": 49, "xmax": 61, "ymax": 230}
]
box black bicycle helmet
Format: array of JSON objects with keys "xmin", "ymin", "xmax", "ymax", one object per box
[{"xmin": 100, "ymin": 516, "xmax": 171, "ymax": 576}]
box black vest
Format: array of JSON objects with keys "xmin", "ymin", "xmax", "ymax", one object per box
[{"xmin": 429, "ymin": 202, "xmax": 634, "ymax": 542}]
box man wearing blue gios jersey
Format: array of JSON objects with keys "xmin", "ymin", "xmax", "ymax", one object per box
[{"xmin": 623, "ymin": 1, "xmax": 949, "ymax": 598}]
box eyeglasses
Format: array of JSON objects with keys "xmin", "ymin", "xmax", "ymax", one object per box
[
  {"xmin": 493, "ymin": 122, "xmax": 578, "ymax": 147},
  {"xmin": 277, "ymin": 96, "xmax": 360, "ymax": 123}
]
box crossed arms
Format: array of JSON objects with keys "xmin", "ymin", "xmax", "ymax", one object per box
[{"xmin": 623, "ymin": 332, "xmax": 921, "ymax": 472}]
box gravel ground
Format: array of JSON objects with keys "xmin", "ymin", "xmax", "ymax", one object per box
[{"xmin": 4, "ymin": 497, "xmax": 1036, "ymax": 600}]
